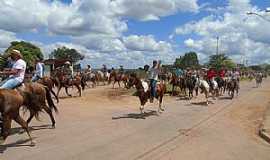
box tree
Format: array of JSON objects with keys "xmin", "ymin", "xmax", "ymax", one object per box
[
  {"xmin": 50, "ymin": 46, "xmax": 84, "ymax": 64},
  {"xmin": 4, "ymin": 41, "xmax": 43, "ymax": 67},
  {"xmin": 208, "ymin": 54, "xmax": 236, "ymax": 70},
  {"xmin": 174, "ymin": 51, "xmax": 199, "ymax": 69}
]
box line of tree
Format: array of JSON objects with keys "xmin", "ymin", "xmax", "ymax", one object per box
[
  {"xmin": 0, "ymin": 41, "xmax": 84, "ymax": 70},
  {"xmin": 173, "ymin": 52, "xmax": 237, "ymax": 70},
  {"xmin": 174, "ymin": 51, "xmax": 199, "ymax": 69}
]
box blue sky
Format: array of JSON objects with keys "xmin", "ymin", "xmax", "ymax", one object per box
[{"xmin": 0, "ymin": 0, "xmax": 270, "ymax": 68}]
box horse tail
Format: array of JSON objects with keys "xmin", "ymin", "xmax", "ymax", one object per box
[{"xmin": 45, "ymin": 86, "xmax": 58, "ymax": 114}]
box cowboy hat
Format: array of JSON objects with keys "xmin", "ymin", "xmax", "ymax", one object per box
[{"xmin": 10, "ymin": 49, "xmax": 23, "ymax": 58}]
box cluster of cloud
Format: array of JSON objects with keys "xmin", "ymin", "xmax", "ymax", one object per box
[
  {"xmin": 174, "ymin": 0, "xmax": 270, "ymax": 65},
  {"xmin": 0, "ymin": 0, "xmax": 269, "ymax": 67},
  {"xmin": 0, "ymin": 0, "xmax": 200, "ymax": 68}
]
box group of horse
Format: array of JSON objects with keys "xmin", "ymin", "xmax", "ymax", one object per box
[
  {"xmin": 0, "ymin": 68, "xmax": 264, "ymax": 146},
  {"xmin": 169, "ymin": 74, "xmax": 240, "ymax": 104}
]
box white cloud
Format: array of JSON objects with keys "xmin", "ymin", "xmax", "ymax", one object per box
[
  {"xmin": 0, "ymin": 30, "xmax": 17, "ymax": 52},
  {"xmin": 123, "ymin": 35, "xmax": 172, "ymax": 53},
  {"xmin": 174, "ymin": 0, "xmax": 270, "ymax": 65},
  {"xmin": 0, "ymin": 0, "xmax": 202, "ymax": 67},
  {"xmin": 111, "ymin": 0, "xmax": 199, "ymax": 21}
]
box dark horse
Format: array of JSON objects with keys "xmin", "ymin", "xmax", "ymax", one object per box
[
  {"xmin": 127, "ymin": 73, "xmax": 166, "ymax": 114},
  {"xmin": 215, "ymin": 76, "xmax": 227, "ymax": 96},
  {"xmin": 227, "ymin": 79, "xmax": 239, "ymax": 99},
  {"xmin": 170, "ymin": 74, "xmax": 186, "ymax": 96},
  {"xmin": 0, "ymin": 83, "xmax": 57, "ymax": 145},
  {"xmin": 185, "ymin": 75, "xmax": 199, "ymax": 99},
  {"xmin": 108, "ymin": 71, "xmax": 128, "ymax": 88},
  {"xmin": 52, "ymin": 69, "xmax": 83, "ymax": 97}
]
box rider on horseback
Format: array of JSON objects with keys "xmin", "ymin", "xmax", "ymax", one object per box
[
  {"xmin": 32, "ymin": 57, "xmax": 44, "ymax": 82},
  {"xmin": 207, "ymin": 67, "xmax": 217, "ymax": 90},
  {"xmin": 63, "ymin": 61, "xmax": 73, "ymax": 85},
  {"xmin": 86, "ymin": 65, "xmax": 92, "ymax": 73},
  {"xmin": 119, "ymin": 65, "xmax": 124, "ymax": 74},
  {"xmin": 0, "ymin": 49, "xmax": 26, "ymax": 89},
  {"xmin": 148, "ymin": 60, "xmax": 161, "ymax": 103}
]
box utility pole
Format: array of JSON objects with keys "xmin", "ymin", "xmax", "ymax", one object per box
[{"xmin": 216, "ymin": 36, "xmax": 219, "ymax": 55}]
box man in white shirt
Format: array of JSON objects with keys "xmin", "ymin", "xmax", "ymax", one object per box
[
  {"xmin": 0, "ymin": 49, "xmax": 26, "ymax": 89},
  {"xmin": 148, "ymin": 60, "xmax": 161, "ymax": 102},
  {"xmin": 32, "ymin": 58, "xmax": 44, "ymax": 82}
]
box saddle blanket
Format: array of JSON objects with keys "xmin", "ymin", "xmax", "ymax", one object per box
[{"xmin": 141, "ymin": 80, "xmax": 149, "ymax": 93}]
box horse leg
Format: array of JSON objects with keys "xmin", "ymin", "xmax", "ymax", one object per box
[
  {"xmin": 56, "ymin": 85, "xmax": 62, "ymax": 98},
  {"xmin": 118, "ymin": 81, "xmax": 121, "ymax": 88},
  {"xmin": 26, "ymin": 110, "xmax": 35, "ymax": 125},
  {"xmin": 1, "ymin": 114, "xmax": 11, "ymax": 143},
  {"xmin": 158, "ymin": 93, "xmax": 165, "ymax": 113},
  {"xmin": 14, "ymin": 114, "xmax": 35, "ymax": 146},
  {"xmin": 43, "ymin": 105, "xmax": 55, "ymax": 128},
  {"xmin": 65, "ymin": 87, "xmax": 72, "ymax": 97},
  {"xmin": 50, "ymin": 89, "xmax": 59, "ymax": 103},
  {"xmin": 75, "ymin": 84, "xmax": 82, "ymax": 97},
  {"xmin": 171, "ymin": 85, "xmax": 174, "ymax": 96}
]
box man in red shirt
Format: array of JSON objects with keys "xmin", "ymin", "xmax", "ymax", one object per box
[
  {"xmin": 219, "ymin": 67, "xmax": 226, "ymax": 79},
  {"xmin": 207, "ymin": 67, "xmax": 216, "ymax": 89}
]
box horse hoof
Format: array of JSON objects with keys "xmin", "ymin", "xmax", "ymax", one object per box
[
  {"xmin": 51, "ymin": 125, "xmax": 55, "ymax": 129},
  {"xmin": 30, "ymin": 141, "xmax": 36, "ymax": 147},
  {"xmin": 0, "ymin": 137, "xmax": 4, "ymax": 144}
]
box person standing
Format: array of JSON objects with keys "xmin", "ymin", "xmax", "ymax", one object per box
[{"xmin": 0, "ymin": 49, "xmax": 26, "ymax": 89}]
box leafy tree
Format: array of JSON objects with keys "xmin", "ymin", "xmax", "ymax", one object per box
[
  {"xmin": 208, "ymin": 54, "xmax": 236, "ymax": 70},
  {"xmin": 50, "ymin": 46, "xmax": 84, "ymax": 64},
  {"xmin": 4, "ymin": 41, "xmax": 44, "ymax": 67},
  {"xmin": 174, "ymin": 51, "xmax": 199, "ymax": 69}
]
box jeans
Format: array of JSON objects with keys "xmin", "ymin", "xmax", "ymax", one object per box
[
  {"xmin": 0, "ymin": 77, "xmax": 22, "ymax": 89},
  {"xmin": 149, "ymin": 79, "xmax": 157, "ymax": 98},
  {"xmin": 32, "ymin": 75, "xmax": 41, "ymax": 82}
]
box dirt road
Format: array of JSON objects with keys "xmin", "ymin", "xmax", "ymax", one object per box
[{"xmin": 1, "ymin": 79, "xmax": 270, "ymax": 160}]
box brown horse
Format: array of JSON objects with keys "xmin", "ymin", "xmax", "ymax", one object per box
[
  {"xmin": 53, "ymin": 69, "xmax": 83, "ymax": 97},
  {"xmin": 23, "ymin": 83, "xmax": 58, "ymax": 128},
  {"xmin": 0, "ymin": 83, "xmax": 57, "ymax": 145},
  {"xmin": 109, "ymin": 71, "xmax": 128, "ymax": 88},
  {"xmin": 127, "ymin": 73, "xmax": 166, "ymax": 114},
  {"xmin": 37, "ymin": 76, "xmax": 59, "ymax": 103}
]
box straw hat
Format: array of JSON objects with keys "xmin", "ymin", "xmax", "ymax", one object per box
[{"xmin": 10, "ymin": 49, "xmax": 23, "ymax": 58}]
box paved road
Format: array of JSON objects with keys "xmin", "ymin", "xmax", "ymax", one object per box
[{"xmin": 1, "ymin": 79, "xmax": 270, "ymax": 160}]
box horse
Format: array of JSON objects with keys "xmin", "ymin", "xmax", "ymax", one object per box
[
  {"xmin": 227, "ymin": 78, "xmax": 239, "ymax": 99},
  {"xmin": 23, "ymin": 83, "xmax": 58, "ymax": 128},
  {"xmin": 255, "ymin": 73, "xmax": 263, "ymax": 88},
  {"xmin": 0, "ymin": 83, "xmax": 57, "ymax": 145},
  {"xmin": 185, "ymin": 75, "xmax": 199, "ymax": 100},
  {"xmin": 81, "ymin": 72, "xmax": 97, "ymax": 88},
  {"xmin": 37, "ymin": 76, "xmax": 59, "ymax": 103},
  {"xmin": 52, "ymin": 69, "xmax": 83, "ymax": 97},
  {"xmin": 215, "ymin": 76, "xmax": 227, "ymax": 96},
  {"xmin": 169, "ymin": 74, "xmax": 186, "ymax": 96},
  {"xmin": 96, "ymin": 71, "xmax": 109, "ymax": 86},
  {"xmin": 198, "ymin": 79, "xmax": 211, "ymax": 105},
  {"xmin": 127, "ymin": 73, "xmax": 166, "ymax": 114},
  {"xmin": 108, "ymin": 71, "xmax": 128, "ymax": 88}
]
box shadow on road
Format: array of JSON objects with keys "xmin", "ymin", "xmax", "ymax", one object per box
[
  {"xmin": 112, "ymin": 110, "xmax": 159, "ymax": 120},
  {"xmin": 0, "ymin": 138, "xmax": 36, "ymax": 153},
  {"xmin": 191, "ymin": 101, "xmax": 214, "ymax": 106}
]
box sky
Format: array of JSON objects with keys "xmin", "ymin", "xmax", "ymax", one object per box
[{"xmin": 0, "ymin": 0, "xmax": 270, "ymax": 68}]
